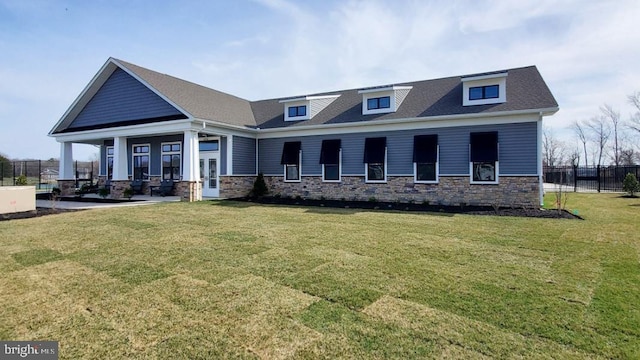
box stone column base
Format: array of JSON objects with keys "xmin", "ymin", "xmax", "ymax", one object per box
[
  {"xmin": 176, "ymin": 181, "xmax": 202, "ymax": 202},
  {"xmin": 110, "ymin": 180, "xmax": 131, "ymax": 199},
  {"xmin": 56, "ymin": 180, "xmax": 76, "ymax": 196}
]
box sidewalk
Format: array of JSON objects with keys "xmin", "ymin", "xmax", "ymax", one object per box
[{"xmin": 36, "ymin": 195, "xmax": 181, "ymax": 210}]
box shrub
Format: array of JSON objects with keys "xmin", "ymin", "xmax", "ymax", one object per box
[
  {"xmin": 123, "ymin": 188, "xmax": 134, "ymax": 200},
  {"xmin": 622, "ymin": 173, "xmax": 639, "ymax": 197},
  {"xmin": 15, "ymin": 174, "xmax": 28, "ymax": 185},
  {"xmin": 98, "ymin": 187, "xmax": 110, "ymax": 199},
  {"xmin": 51, "ymin": 187, "xmax": 61, "ymax": 196},
  {"xmin": 251, "ymin": 173, "xmax": 268, "ymax": 197}
]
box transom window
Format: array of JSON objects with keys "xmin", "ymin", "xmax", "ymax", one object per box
[
  {"xmin": 199, "ymin": 140, "xmax": 219, "ymax": 152},
  {"xmin": 106, "ymin": 146, "xmax": 114, "ymax": 180},
  {"xmin": 367, "ymin": 96, "xmax": 391, "ymax": 110},
  {"xmin": 161, "ymin": 142, "xmax": 181, "ymax": 180},
  {"xmin": 364, "ymin": 137, "xmax": 386, "ymax": 183},
  {"xmin": 132, "ymin": 144, "xmax": 150, "ymax": 181},
  {"xmin": 469, "ymin": 85, "xmax": 499, "ymax": 100},
  {"xmin": 281, "ymin": 141, "xmax": 301, "ymax": 182},
  {"xmin": 288, "ymin": 106, "xmax": 307, "ymax": 118}
]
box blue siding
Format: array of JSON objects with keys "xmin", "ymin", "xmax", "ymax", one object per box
[
  {"xmin": 220, "ymin": 137, "xmax": 227, "ymax": 176},
  {"xmin": 258, "ymin": 121, "xmax": 539, "ymax": 176},
  {"xmin": 233, "ymin": 136, "xmax": 257, "ymax": 175},
  {"xmin": 69, "ymin": 68, "xmax": 184, "ymax": 129}
]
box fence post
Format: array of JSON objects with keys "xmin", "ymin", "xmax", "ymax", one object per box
[
  {"xmin": 573, "ymin": 165, "xmax": 577, "ymax": 192},
  {"xmin": 597, "ymin": 165, "xmax": 601, "ymax": 193},
  {"xmin": 38, "ymin": 160, "xmax": 41, "ymax": 190},
  {"xmin": 13, "ymin": 162, "xmax": 16, "ymax": 185}
]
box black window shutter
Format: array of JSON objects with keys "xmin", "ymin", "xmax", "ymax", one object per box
[
  {"xmin": 413, "ymin": 135, "xmax": 438, "ymax": 163},
  {"xmin": 363, "ymin": 137, "xmax": 386, "ymax": 163},
  {"xmin": 281, "ymin": 141, "xmax": 301, "ymax": 164},
  {"xmin": 319, "ymin": 139, "xmax": 341, "ymax": 164},
  {"xmin": 470, "ymin": 132, "xmax": 498, "ymax": 162}
]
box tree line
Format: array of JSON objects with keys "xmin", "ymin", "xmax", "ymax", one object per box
[{"xmin": 544, "ymin": 92, "xmax": 640, "ymax": 167}]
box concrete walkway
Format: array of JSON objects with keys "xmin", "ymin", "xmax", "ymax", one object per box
[{"xmin": 36, "ymin": 194, "xmax": 181, "ymax": 210}]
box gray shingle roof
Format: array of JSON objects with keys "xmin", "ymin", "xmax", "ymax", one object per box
[
  {"xmin": 251, "ymin": 66, "xmax": 558, "ymax": 130},
  {"xmin": 115, "ymin": 59, "xmax": 257, "ymax": 128}
]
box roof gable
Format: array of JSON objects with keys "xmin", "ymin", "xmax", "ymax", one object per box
[{"xmin": 65, "ymin": 68, "xmax": 186, "ymax": 132}]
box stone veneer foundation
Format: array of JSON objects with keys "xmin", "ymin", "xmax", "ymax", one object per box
[
  {"xmin": 262, "ymin": 176, "xmax": 540, "ymax": 207},
  {"xmin": 57, "ymin": 180, "xmax": 76, "ymax": 196},
  {"xmin": 219, "ymin": 176, "xmax": 256, "ymax": 199}
]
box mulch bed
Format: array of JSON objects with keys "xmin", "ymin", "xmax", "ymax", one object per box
[{"xmin": 233, "ymin": 197, "xmax": 582, "ymax": 219}]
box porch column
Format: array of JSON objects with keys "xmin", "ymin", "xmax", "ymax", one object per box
[
  {"xmin": 112, "ymin": 137, "xmax": 128, "ymax": 181},
  {"xmin": 57, "ymin": 142, "xmax": 75, "ymax": 196},
  {"xmin": 110, "ymin": 136, "xmax": 130, "ymax": 199},
  {"xmin": 181, "ymin": 130, "xmax": 201, "ymax": 201}
]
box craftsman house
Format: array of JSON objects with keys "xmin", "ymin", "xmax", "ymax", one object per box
[{"xmin": 49, "ymin": 58, "xmax": 558, "ymax": 206}]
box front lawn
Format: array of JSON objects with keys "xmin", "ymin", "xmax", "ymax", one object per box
[{"xmin": 0, "ymin": 193, "xmax": 638, "ymax": 358}]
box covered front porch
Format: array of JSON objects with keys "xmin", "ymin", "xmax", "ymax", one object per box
[{"xmin": 54, "ymin": 119, "xmax": 235, "ymax": 202}]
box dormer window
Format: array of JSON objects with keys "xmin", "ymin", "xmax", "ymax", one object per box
[
  {"xmin": 358, "ymin": 85, "xmax": 412, "ymax": 115},
  {"xmin": 367, "ymin": 96, "xmax": 390, "ymax": 110},
  {"xmin": 288, "ymin": 105, "xmax": 307, "ymax": 118},
  {"xmin": 279, "ymin": 95, "xmax": 340, "ymax": 121},
  {"xmin": 462, "ymin": 72, "xmax": 507, "ymax": 106},
  {"xmin": 469, "ymin": 85, "xmax": 499, "ymax": 100}
]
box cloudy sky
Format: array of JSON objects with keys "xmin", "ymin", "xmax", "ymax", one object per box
[{"xmin": 1, "ymin": 0, "xmax": 639, "ymax": 160}]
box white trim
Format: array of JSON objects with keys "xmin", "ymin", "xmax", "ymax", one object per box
[
  {"xmin": 226, "ymin": 135, "xmax": 233, "ymax": 176},
  {"xmin": 470, "ymin": 161, "xmax": 500, "ymax": 185},
  {"xmin": 105, "ymin": 146, "xmax": 114, "ymax": 178},
  {"xmin": 414, "ymin": 146, "xmax": 439, "ymax": 184},
  {"xmin": 161, "ymin": 141, "xmax": 182, "ymax": 181},
  {"xmin": 284, "ymin": 150, "xmax": 302, "ymax": 182},
  {"xmin": 279, "ymin": 95, "xmax": 340, "ymax": 103},
  {"xmin": 463, "ymin": 76, "xmax": 507, "ymax": 106},
  {"xmin": 461, "ymin": 72, "xmax": 508, "ymax": 82},
  {"xmin": 537, "ymin": 117, "xmax": 544, "ymax": 205},
  {"xmin": 365, "ymin": 148, "xmax": 387, "ymax": 183},
  {"xmin": 132, "ymin": 143, "xmax": 151, "ymax": 181},
  {"xmin": 256, "ymin": 109, "xmax": 557, "ymax": 139},
  {"xmin": 358, "ymin": 85, "xmax": 412, "ymax": 94},
  {"xmin": 322, "ymin": 149, "xmax": 342, "ymax": 183}
]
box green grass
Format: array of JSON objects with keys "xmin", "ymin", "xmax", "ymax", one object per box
[{"xmin": 0, "ymin": 193, "xmax": 638, "ymax": 358}]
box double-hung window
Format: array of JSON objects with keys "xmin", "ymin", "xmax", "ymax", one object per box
[
  {"xmin": 469, "ymin": 85, "xmax": 499, "ymax": 100},
  {"xmin": 470, "ymin": 132, "xmax": 499, "ymax": 184},
  {"xmin": 288, "ymin": 106, "xmax": 307, "ymax": 118},
  {"xmin": 364, "ymin": 137, "xmax": 386, "ymax": 182},
  {"xmin": 413, "ymin": 135, "xmax": 438, "ymax": 183},
  {"xmin": 319, "ymin": 139, "xmax": 341, "ymax": 182},
  {"xmin": 161, "ymin": 142, "xmax": 181, "ymax": 180},
  {"xmin": 132, "ymin": 144, "xmax": 150, "ymax": 181},
  {"xmin": 106, "ymin": 146, "xmax": 114, "ymax": 180},
  {"xmin": 281, "ymin": 141, "xmax": 301, "ymax": 182},
  {"xmin": 367, "ymin": 96, "xmax": 391, "ymax": 110}
]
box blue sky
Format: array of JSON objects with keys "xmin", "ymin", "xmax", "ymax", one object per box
[{"xmin": 1, "ymin": 0, "xmax": 639, "ymax": 160}]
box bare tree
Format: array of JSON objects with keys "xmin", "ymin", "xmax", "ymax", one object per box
[
  {"xmin": 600, "ymin": 104, "xmax": 622, "ymax": 166},
  {"xmin": 567, "ymin": 146, "xmax": 580, "ymax": 167},
  {"xmin": 619, "ymin": 148, "xmax": 638, "ymax": 165},
  {"xmin": 571, "ymin": 120, "xmax": 589, "ymax": 167},
  {"xmin": 629, "ymin": 91, "xmax": 640, "ymax": 134},
  {"xmin": 542, "ymin": 126, "xmax": 565, "ymax": 167},
  {"xmin": 586, "ymin": 115, "xmax": 611, "ymax": 167}
]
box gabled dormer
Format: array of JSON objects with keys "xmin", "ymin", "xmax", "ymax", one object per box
[
  {"xmin": 358, "ymin": 85, "xmax": 412, "ymax": 115},
  {"xmin": 461, "ymin": 71, "xmax": 507, "ymax": 106},
  {"xmin": 279, "ymin": 95, "xmax": 340, "ymax": 121}
]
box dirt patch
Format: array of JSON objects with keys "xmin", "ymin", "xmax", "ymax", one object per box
[
  {"xmin": 233, "ymin": 197, "xmax": 581, "ymax": 219},
  {"xmin": 0, "ymin": 207, "xmax": 83, "ymax": 221}
]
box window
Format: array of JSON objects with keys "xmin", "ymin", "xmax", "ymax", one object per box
[
  {"xmin": 469, "ymin": 85, "xmax": 499, "ymax": 100},
  {"xmin": 132, "ymin": 144, "xmax": 150, "ymax": 181},
  {"xmin": 367, "ymin": 96, "xmax": 391, "ymax": 110},
  {"xmin": 199, "ymin": 140, "xmax": 219, "ymax": 151},
  {"xmin": 363, "ymin": 137, "xmax": 386, "ymax": 182},
  {"xmin": 106, "ymin": 146, "xmax": 114, "ymax": 179},
  {"xmin": 319, "ymin": 139, "xmax": 341, "ymax": 182},
  {"xmin": 288, "ymin": 106, "xmax": 307, "ymax": 118},
  {"xmin": 161, "ymin": 142, "xmax": 181, "ymax": 180},
  {"xmin": 470, "ymin": 132, "xmax": 499, "ymax": 184},
  {"xmin": 281, "ymin": 141, "xmax": 301, "ymax": 182},
  {"xmin": 413, "ymin": 135, "xmax": 438, "ymax": 183}
]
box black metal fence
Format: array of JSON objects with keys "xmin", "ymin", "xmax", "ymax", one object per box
[
  {"xmin": 0, "ymin": 160, "xmax": 98, "ymax": 190},
  {"xmin": 544, "ymin": 165, "xmax": 640, "ymax": 192}
]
